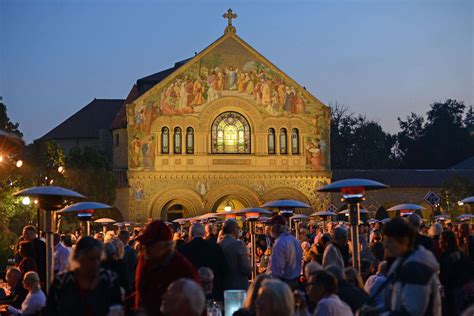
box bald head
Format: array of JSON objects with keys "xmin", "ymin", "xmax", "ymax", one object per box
[{"xmin": 161, "ymin": 278, "xmax": 205, "ymax": 316}]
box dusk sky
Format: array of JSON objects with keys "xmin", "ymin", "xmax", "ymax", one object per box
[{"xmin": 1, "ymin": 0, "xmax": 472, "ymax": 143}]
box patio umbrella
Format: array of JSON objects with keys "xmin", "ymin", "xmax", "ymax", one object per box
[
  {"xmin": 58, "ymin": 202, "xmax": 114, "ymax": 236},
  {"xmin": 317, "ymin": 178, "xmax": 388, "ymax": 272},
  {"xmin": 14, "ymin": 186, "xmax": 86, "ymax": 294},
  {"xmin": 94, "ymin": 218, "xmax": 117, "ymax": 234}
]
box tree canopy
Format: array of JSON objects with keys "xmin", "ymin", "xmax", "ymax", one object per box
[{"xmin": 331, "ymin": 99, "xmax": 474, "ymax": 169}]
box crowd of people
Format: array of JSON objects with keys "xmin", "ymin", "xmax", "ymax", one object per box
[{"xmin": 0, "ymin": 213, "xmax": 473, "ymax": 316}]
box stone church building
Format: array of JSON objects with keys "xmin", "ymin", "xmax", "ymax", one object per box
[
  {"xmin": 111, "ymin": 13, "xmax": 332, "ymax": 222},
  {"xmin": 40, "ymin": 11, "xmax": 474, "ymax": 222}
]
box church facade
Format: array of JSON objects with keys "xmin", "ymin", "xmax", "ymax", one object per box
[{"xmin": 113, "ymin": 12, "xmax": 332, "ymax": 222}]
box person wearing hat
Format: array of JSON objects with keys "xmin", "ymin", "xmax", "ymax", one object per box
[
  {"xmin": 135, "ymin": 220, "xmax": 199, "ymax": 316},
  {"xmin": 266, "ymin": 215, "xmax": 302, "ymax": 290}
]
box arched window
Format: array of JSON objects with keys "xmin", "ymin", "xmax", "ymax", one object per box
[
  {"xmin": 268, "ymin": 128, "xmax": 276, "ymax": 154},
  {"xmin": 174, "ymin": 127, "xmax": 182, "ymax": 154},
  {"xmin": 161, "ymin": 127, "xmax": 169, "ymax": 154},
  {"xmin": 186, "ymin": 127, "xmax": 194, "ymax": 154},
  {"xmin": 291, "ymin": 128, "xmax": 299, "ymax": 154},
  {"xmin": 211, "ymin": 112, "xmax": 251, "ymax": 154},
  {"xmin": 280, "ymin": 128, "xmax": 287, "ymax": 154}
]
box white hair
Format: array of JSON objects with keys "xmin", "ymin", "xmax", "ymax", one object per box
[
  {"xmin": 175, "ymin": 278, "xmax": 205, "ymax": 315},
  {"xmin": 304, "ymin": 261, "xmax": 322, "ymax": 279},
  {"xmin": 190, "ymin": 223, "xmax": 205, "ymax": 239}
]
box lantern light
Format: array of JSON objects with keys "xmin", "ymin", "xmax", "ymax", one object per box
[
  {"xmin": 16, "ymin": 160, "xmax": 23, "ymax": 168},
  {"xmin": 22, "ymin": 197, "xmax": 31, "ymax": 205}
]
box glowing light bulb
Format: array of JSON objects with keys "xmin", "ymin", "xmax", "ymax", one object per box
[
  {"xmin": 16, "ymin": 160, "xmax": 23, "ymax": 168},
  {"xmin": 22, "ymin": 197, "xmax": 31, "ymax": 205}
]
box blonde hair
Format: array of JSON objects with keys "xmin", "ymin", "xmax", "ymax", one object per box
[
  {"xmin": 258, "ymin": 279, "xmax": 294, "ymax": 316},
  {"xmin": 243, "ymin": 274, "xmax": 271, "ymax": 310}
]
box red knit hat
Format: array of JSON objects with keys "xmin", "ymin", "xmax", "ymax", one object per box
[{"xmin": 136, "ymin": 220, "xmax": 172, "ymax": 245}]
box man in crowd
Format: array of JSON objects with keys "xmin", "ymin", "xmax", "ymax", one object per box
[
  {"xmin": 267, "ymin": 215, "xmax": 302, "ymax": 290},
  {"xmin": 322, "ymin": 227, "xmax": 349, "ymax": 269},
  {"xmin": 219, "ymin": 219, "xmax": 251, "ymax": 291},
  {"xmin": 22, "ymin": 226, "xmax": 46, "ymax": 284},
  {"xmin": 53, "ymin": 233, "xmax": 70, "ymax": 275},
  {"xmin": 0, "ymin": 268, "xmax": 27, "ymax": 309},
  {"xmin": 459, "ymin": 222, "xmax": 474, "ymax": 262},
  {"xmin": 118, "ymin": 230, "xmax": 137, "ymax": 294},
  {"xmin": 160, "ymin": 278, "xmax": 205, "ymax": 316},
  {"xmin": 135, "ymin": 220, "xmax": 199, "ymax": 315},
  {"xmin": 382, "ymin": 217, "xmax": 441, "ymax": 315},
  {"xmin": 305, "ymin": 270, "xmax": 352, "ymax": 316},
  {"xmin": 407, "ymin": 213, "xmax": 433, "ymax": 252},
  {"xmin": 178, "ymin": 223, "xmax": 227, "ymax": 300},
  {"xmin": 325, "ymin": 264, "xmax": 370, "ymax": 313}
]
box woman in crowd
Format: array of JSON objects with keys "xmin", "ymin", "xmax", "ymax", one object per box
[
  {"xmin": 255, "ymin": 279, "xmax": 294, "ymax": 316},
  {"xmin": 234, "ymin": 274, "xmax": 271, "ymax": 316},
  {"xmin": 439, "ymin": 230, "xmax": 474, "ymax": 315},
  {"xmin": 7, "ymin": 271, "xmax": 46, "ymax": 315},
  {"xmin": 17, "ymin": 241, "xmax": 37, "ymax": 275},
  {"xmin": 101, "ymin": 238, "xmax": 128, "ymax": 291},
  {"xmin": 44, "ymin": 236, "xmax": 123, "ymax": 316}
]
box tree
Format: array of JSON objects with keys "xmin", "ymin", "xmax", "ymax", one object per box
[
  {"xmin": 397, "ymin": 99, "xmax": 474, "ymax": 168},
  {"xmin": 0, "ymin": 102, "xmax": 22, "ymax": 137},
  {"xmin": 441, "ymin": 174, "xmax": 474, "ymax": 215},
  {"xmin": 330, "ymin": 102, "xmax": 398, "ymax": 169},
  {"xmin": 20, "ymin": 140, "xmax": 66, "ymax": 187},
  {"xmin": 64, "ymin": 146, "xmax": 116, "ymax": 204}
]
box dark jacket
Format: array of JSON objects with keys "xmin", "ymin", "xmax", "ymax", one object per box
[
  {"xmin": 44, "ymin": 269, "xmax": 122, "ymax": 316},
  {"xmin": 32, "ymin": 238, "xmax": 46, "ymax": 284},
  {"xmin": 178, "ymin": 237, "xmax": 228, "ymax": 300},
  {"xmin": 414, "ymin": 233, "xmax": 434, "ymax": 253},
  {"xmin": 439, "ymin": 249, "xmax": 474, "ymax": 315},
  {"xmin": 122, "ymin": 245, "xmax": 137, "ymax": 293},
  {"xmin": 0, "ymin": 280, "xmax": 27, "ymax": 309},
  {"xmin": 337, "ymin": 281, "xmax": 371, "ymax": 313},
  {"xmin": 219, "ymin": 235, "xmax": 251, "ymax": 291},
  {"xmin": 101, "ymin": 258, "xmax": 128, "ymax": 291}
]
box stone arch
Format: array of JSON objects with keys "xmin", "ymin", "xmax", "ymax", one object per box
[
  {"xmin": 148, "ymin": 187, "xmax": 204, "ymax": 220},
  {"xmin": 262, "ymin": 187, "xmax": 311, "ymax": 213},
  {"xmin": 198, "ymin": 96, "xmax": 265, "ymax": 133},
  {"xmin": 204, "ymin": 184, "xmax": 261, "ymax": 211}
]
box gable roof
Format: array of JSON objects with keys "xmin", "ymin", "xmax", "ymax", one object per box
[
  {"xmin": 332, "ymin": 169, "xmax": 474, "ymax": 187},
  {"xmin": 111, "ymin": 58, "xmax": 192, "ymax": 130},
  {"xmin": 449, "ymin": 155, "xmax": 474, "ymax": 170},
  {"xmin": 42, "ymin": 98, "xmax": 124, "ymax": 140},
  {"xmin": 131, "ymin": 29, "xmax": 328, "ymax": 112},
  {"xmin": 136, "ymin": 58, "xmax": 192, "ymax": 95}
]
